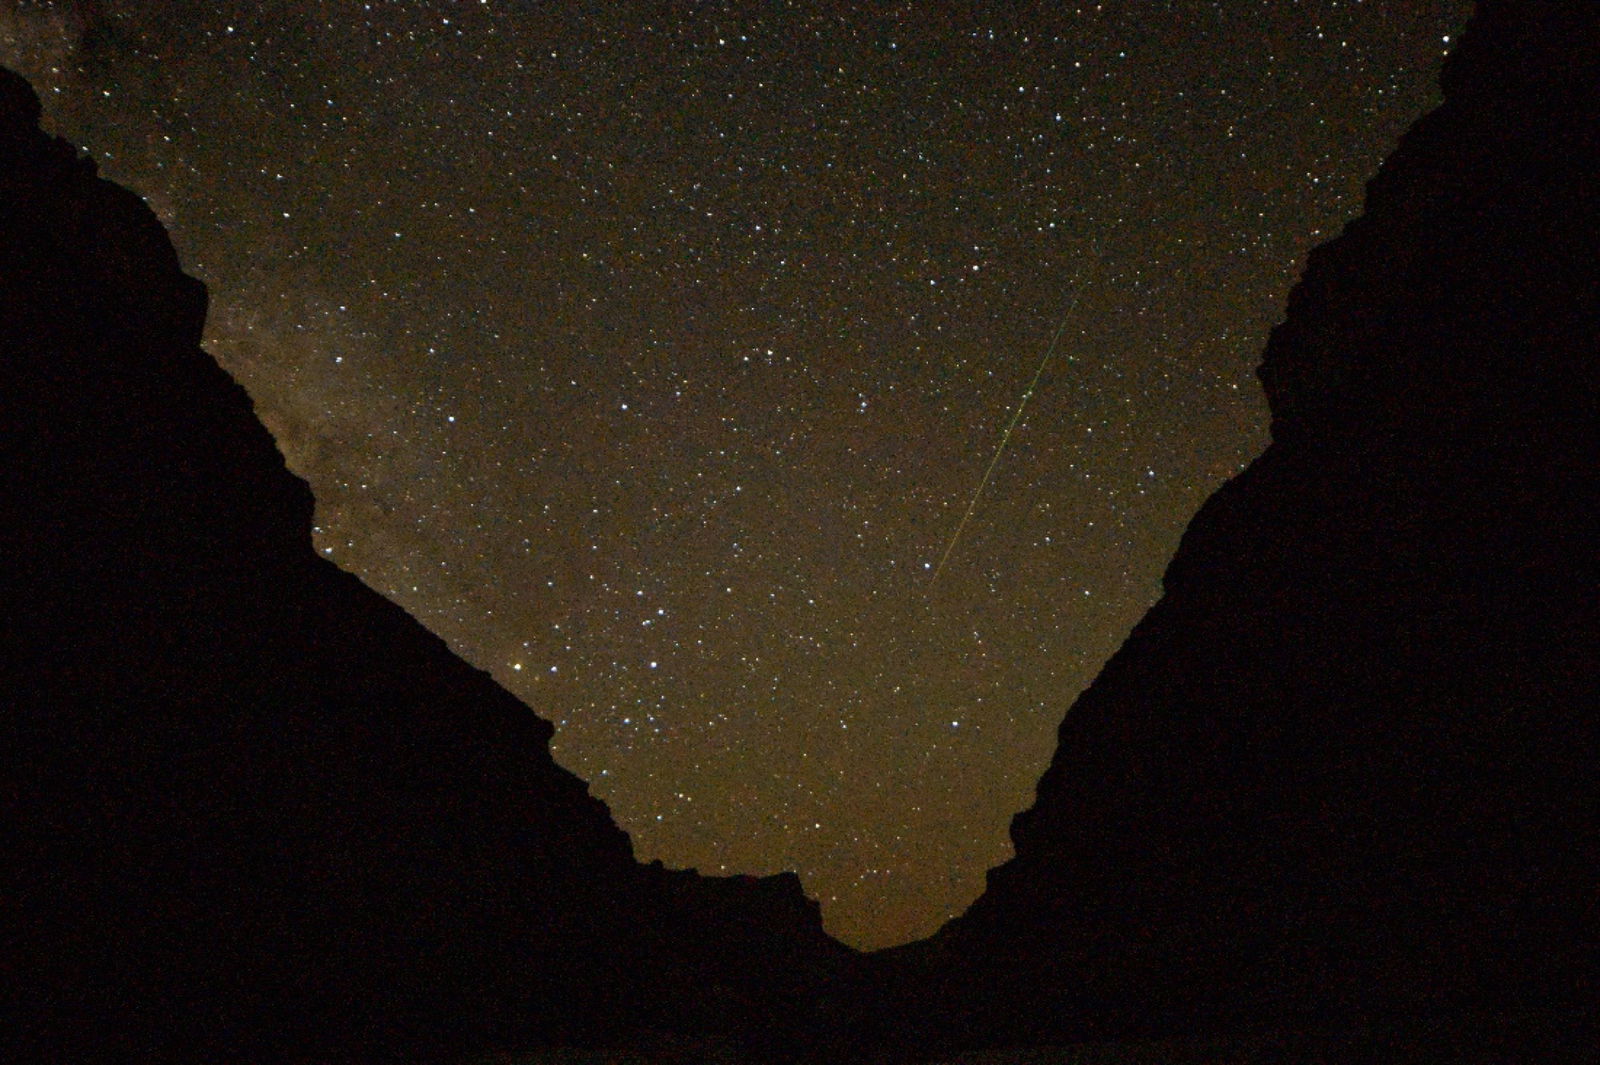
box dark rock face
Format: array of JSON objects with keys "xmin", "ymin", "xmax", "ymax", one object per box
[
  {"xmin": 0, "ymin": 66, "xmax": 845, "ymax": 1064},
  {"xmin": 11, "ymin": 0, "xmax": 1600, "ymax": 1057},
  {"xmin": 879, "ymin": 0, "xmax": 1600, "ymax": 1052}
]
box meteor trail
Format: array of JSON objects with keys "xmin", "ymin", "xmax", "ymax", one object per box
[{"xmin": 930, "ymin": 258, "xmax": 1100, "ymax": 585}]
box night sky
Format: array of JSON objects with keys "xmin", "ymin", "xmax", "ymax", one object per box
[{"xmin": 3, "ymin": 1, "xmax": 1470, "ymax": 950}]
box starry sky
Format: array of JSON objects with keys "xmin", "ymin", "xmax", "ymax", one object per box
[{"xmin": 3, "ymin": 0, "xmax": 1470, "ymax": 950}]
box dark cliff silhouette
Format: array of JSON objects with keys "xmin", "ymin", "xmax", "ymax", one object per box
[
  {"xmin": 867, "ymin": 0, "xmax": 1599, "ymax": 1057},
  {"xmin": 0, "ymin": 67, "xmax": 847, "ymax": 1064},
  {"xmin": 8, "ymin": 0, "xmax": 1600, "ymax": 1061}
]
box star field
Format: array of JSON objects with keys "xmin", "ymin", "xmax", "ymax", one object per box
[{"xmin": 3, "ymin": 0, "xmax": 1470, "ymax": 949}]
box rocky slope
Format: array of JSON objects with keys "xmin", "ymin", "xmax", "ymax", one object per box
[
  {"xmin": 873, "ymin": 0, "xmax": 1599, "ymax": 1054},
  {"xmin": 0, "ymin": 66, "xmax": 846, "ymax": 1065},
  {"xmin": 9, "ymin": 1, "xmax": 1599, "ymax": 1059}
]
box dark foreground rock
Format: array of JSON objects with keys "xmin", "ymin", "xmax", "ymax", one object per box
[
  {"xmin": 8, "ymin": 0, "xmax": 1600, "ymax": 1061},
  {"xmin": 863, "ymin": 0, "xmax": 1599, "ymax": 1057},
  {"xmin": 0, "ymin": 66, "xmax": 847, "ymax": 1065}
]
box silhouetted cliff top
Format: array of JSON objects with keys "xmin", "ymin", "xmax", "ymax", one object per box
[{"xmin": 2, "ymin": 60, "xmax": 844, "ymax": 1065}]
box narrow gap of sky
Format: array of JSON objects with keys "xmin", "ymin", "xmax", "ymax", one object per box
[{"xmin": 1, "ymin": 0, "xmax": 1472, "ymax": 949}]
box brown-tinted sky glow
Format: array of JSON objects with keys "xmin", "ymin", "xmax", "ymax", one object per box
[{"xmin": 3, "ymin": 0, "xmax": 1471, "ymax": 949}]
